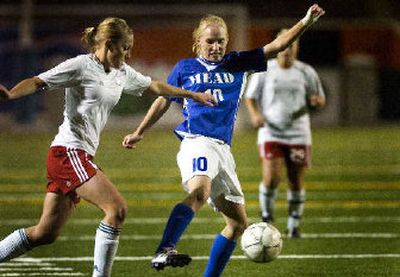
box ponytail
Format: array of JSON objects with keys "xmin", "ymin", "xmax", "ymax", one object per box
[
  {"xmin": 81, "ymin": 26, "xmax": 97, "ymax": 53},
  {"xmin": 81, "ymin": 18, "xmax": 132, "ymax": 53}
]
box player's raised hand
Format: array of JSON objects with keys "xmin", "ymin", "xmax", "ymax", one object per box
[
  {"xmin": 122, "ymin": 132, "xmax": 143, "ymax": 149},
  {"xmin": 193, "ymin": 92, "xmax": 218, "ymax": 107},
  {"xmin": 0, "ymin": 84, "xmax": 10, "ymax": 101},
  {"xmin": 301, "ymin": 4, "xmax": 325, "ymax": 26}
]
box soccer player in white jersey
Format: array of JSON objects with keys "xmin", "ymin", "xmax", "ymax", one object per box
[
  {"xmin": 0, "ymin": 17, "xmax": 216, "ymax": 276},
  {"xmin": 245, "ymin": 28, "xmax": 326, "ymax": 238},
  {"xmin": 122, "ymin": 5, "xmax": 325, "ymax": 276}
]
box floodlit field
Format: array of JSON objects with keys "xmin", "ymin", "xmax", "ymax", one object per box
[{"xmin": 0, "ymin": 127, "xmax": 399, "ymax": 276}]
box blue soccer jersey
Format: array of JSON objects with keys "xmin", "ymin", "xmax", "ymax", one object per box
[{"xmin": 168, "ymin": 48, "xmax": 267, "ymax": 145}]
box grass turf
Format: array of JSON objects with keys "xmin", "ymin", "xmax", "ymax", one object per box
[{"xmin": 0, "ymin": 127, "xmax": 399, "ymax": 276}]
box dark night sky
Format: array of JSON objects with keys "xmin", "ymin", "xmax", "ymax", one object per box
[{"xmin": 1, "ymin": 0, "xmax": 399, "ymax": 20}]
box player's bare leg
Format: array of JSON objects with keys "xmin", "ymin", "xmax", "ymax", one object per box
[
  {"xmin": 183, "ymin": 175, "xmax": 212, "ymax": 211},
  {"xmin": 215, "ymin": 195, "xmax": 248, "ymax": 240},
  {"xmin": 76, "ymin": 170, "xmax": 127, "ymax": 277},
  {"xmin": 26, "ymin": 193, "xmax": 75, "ymax": 246},
  {"xmin": 260, "ymin": 157, "xmax": 284, "ymax": 223},
  {"xmin": 0, "ymin": 192, "xmax": 75, "ymax": 262},
  {"xmin": 77, "ymin": 170, "xmax": 127, "ymax": 228}
]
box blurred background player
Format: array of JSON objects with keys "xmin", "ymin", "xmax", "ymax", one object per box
[
  {"xmin": 123, "ymin": 4, "xmax": 324, "ymax": 276},
  {"xmin": 0, "ymin": 17, "xmax": 215, "ymax": 276},
  {"xmin": 245, "ymin": 28, "xmax": 326, "ymax": 238}
]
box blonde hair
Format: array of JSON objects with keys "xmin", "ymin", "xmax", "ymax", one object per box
[
  {"xmin": 192, "ymin": 14, "xmax": 229, "ymax": 55},
  {"xmin": 81, "ymin": 17, "xmax": 133, "ymax": 53}
]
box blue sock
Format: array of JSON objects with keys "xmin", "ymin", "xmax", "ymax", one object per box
[
  {"xmin": 204, "ymin": 234, "xmax": 236, "ymax": 277},
  {"xmin": 156, "ymin": 203, "xmax": 194, "ymax": 253}
]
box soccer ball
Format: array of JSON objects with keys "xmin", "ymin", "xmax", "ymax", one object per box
[{"xmin": 240, "ymin": 222, "xmax": 283, "ymax": 263}]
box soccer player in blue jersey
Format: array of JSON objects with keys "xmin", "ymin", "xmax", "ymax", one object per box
[{"xmin": 123, "ymin": 4, "xmax": 325, "ymax": 276}]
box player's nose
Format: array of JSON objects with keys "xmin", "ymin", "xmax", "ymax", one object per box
[{"xmin": 211, "ymin": 42, "xmax": 219, "ymax": 50}]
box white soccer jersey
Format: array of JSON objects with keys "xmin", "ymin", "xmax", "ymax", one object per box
[
  {"xmin": 38, "ymin": 54, "xmax": 151, "ymax": 155},
  {"xmin": 245, "ymin": 59, "xmax": 324, "ymax": 145}
]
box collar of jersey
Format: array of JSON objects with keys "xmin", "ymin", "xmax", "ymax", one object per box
[
  {"xmin": 197, "ymin": 56, "xmax": 223, "ymax": 71},
  {"xmin": 90, "ymin": 53, "xmax": 102, "ymax": 66},
  {"xmin": 90, "ymin": 53, "xmax": 124, "ymax": 73}
]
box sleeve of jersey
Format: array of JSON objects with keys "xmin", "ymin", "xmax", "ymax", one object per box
[
  {"xmin": 165, "ymin": 62, "xmax": 183, "ymax": 104},
  {"xmin": 245, "ymin": 72, "xmax": 264, "ymax": 99},
  {"xmin": 306, "ymin": 66, "xmax": 325, "ymax": 97},
  {"xmin": 37, "ymin": 56, "xmax": 83, "ymax": 89},
  {"xmin": 225, "ymin": 48, "xmax": 267, "ymax": 72},
  {"xmin": 123, "ymin": 66, "xmax": 152, "ymax": 96}
]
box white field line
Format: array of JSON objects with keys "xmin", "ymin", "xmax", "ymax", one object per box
[
  {"xmin": 0, "ymin": 268, "xmax": 74, "ymax": 272},
  {"xmin": 299, "ymin": 233, "xmax": 400, "ymax": 238},
  {"xmin": 0, "ymin": 272, "xmax": 87, "ymax": 277},
  {"xmin": 0, "ymin": 260, "xmax": 84, "ymax": 276},
  {"xmin": 12, "ymin": 254, "xmax": 400, "ymax": 263},
  {"xmin": 0, "ymin": 263, "xmax": 53, "ymax": 266},
  {"xmin": 54, "ymin": 232, "xmax": 400, "ymax": 241},
  {"xmin": 2, "ymin": 216, "xmax": 400, "ymax": 226}
]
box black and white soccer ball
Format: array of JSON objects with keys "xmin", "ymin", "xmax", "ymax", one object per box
[{"xmin": 240, "ymin": 222, "xmax": 283, "ymax": 263}]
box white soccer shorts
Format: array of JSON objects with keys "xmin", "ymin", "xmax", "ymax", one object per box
[{"xmin": 177, "ymin": 136, "xmax": 245, "ymax": 208}]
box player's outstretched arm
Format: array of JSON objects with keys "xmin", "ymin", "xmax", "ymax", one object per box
[
  {"xmin": 263, "ymin": 4, "xmax": 325, "ymax": 59},
  {"xmin": 122, "ymin": 96, "xmax": 171, "ymax": 149},
  {"xmin": 0, "ymin": 77, "xmax": 47, "ymax": 101},
  {"xmin": 146, "ymin": 80, "xmax": 217, "ymax": 107}
]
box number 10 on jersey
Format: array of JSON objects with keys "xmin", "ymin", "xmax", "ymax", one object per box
[{"xmin": 205, "ymin": 89, "xmax": 224, "ymax": 102}]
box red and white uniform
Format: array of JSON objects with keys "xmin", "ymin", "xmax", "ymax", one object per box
[
  {"xmin": 38, "ymin": 54, "xmax": 151, "ymax": 201},
  {"xmin": 39, "ymin": 54, "xmax": 151, "ymax": 156},
  {"xmin": 245, "ymin": 59, "xmax": 324, "ymax": 165}
]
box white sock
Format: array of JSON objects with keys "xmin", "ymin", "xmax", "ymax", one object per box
[
  {"xmin": 0, "ymin": 229, "xmax": 32, "ymax": 262},
  {"xmin": 259, "ymin": 183, "xmax": 277, "ymax": 218},
  {"xmin": 92, "ymin": 222, "xmax": 121, "ymax": 277},
  {"xmin": 287, "ymin": 190, "xmax": 305, "ymax": 230}
]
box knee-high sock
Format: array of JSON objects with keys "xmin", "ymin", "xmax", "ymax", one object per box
[
  {"xmin": 204, "ymin": 234, "xmax": 236, "ymax": 277},
  {"xmin": 92, "ymin": 222, "xmax": 121, "ymax": 277},
  {"xmin": 156, "ymin": 203, "xmax": 194, "ymax": 253},
  {"xmin": 287, "ymin": 190, "xmax": 305, "ymax": 230},
  {"xmin": 259, "ymin": 183, "xmax": 277, "ymax": 218},
  {"xmin": 0, "ymin": 229, "xmax": 32, "ymax": 263}
]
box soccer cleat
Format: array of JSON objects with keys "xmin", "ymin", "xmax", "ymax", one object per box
[
  {"xmin": 287, "ymin": 227, "xmax": 301, "ymax": 239},
  {"xmin": 151, "ymin": 248, "xmax": 192, "ymax": 271},
  {"xmin": 262, "ymin": 215, "xmax": 274, "ymax": 223}
]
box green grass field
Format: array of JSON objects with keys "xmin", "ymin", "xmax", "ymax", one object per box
[{"xmin": 0, "ymin": 127, "xmax": 399, "ymax": 276}]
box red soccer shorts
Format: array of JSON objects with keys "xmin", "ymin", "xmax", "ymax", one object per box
[
  {"xmin": 258, "ymin": 142, "xmax": 311, "ymax": 167},
  {"xmin": 46, "ymin": 146, "xmax": 98, "ymax": 204}
]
